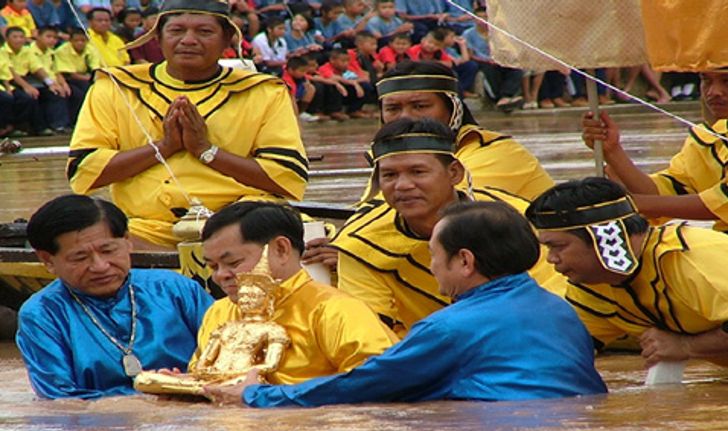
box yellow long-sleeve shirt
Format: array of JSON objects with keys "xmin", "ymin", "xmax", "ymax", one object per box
[
  {"xmin": 68, "ymin": 62, "xmax": 308, "ymax": 247},
  {"xmin": 566, "ymin": 223, "xmax": 728, "ymax": 367},
  {"xmin": 189, "ymin": 269, "xmax": 398, "ymax": 385}
]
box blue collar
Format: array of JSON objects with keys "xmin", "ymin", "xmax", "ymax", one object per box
[{"xmin": 455, "ymin": 272, "xmax": 531, "ymax": 301}]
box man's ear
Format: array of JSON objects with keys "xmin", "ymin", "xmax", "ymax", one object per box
[
  {"xmin": 448, "ymin": 159, "xmax": 465, "ymax": 186},
  {"xmin": 123, "ymin": 233, "xmax": 133, "ymax": 253},
  {"xmin": 458, "ymin": 248, "xmax": 477, "ymax": 278},
  {"xmin": 271, "ymin": 236, "xmax": 293, "ymax": 263},
  {"xmin": 35, "ymin": 250, "xmax": 56, "ymax": 275}
]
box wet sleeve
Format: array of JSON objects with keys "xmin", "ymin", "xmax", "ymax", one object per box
[
  {"xmin": 314, "ymin": 296, "xmax": 399, "ymax": 372},
  {"xmin": 66, "ymin": 77, "xmax": 121, "ymax": 193},
  {"xmin": 15, "ymin": 308, "xmax": 134, "ymax": 399},
  {"xmin": 243, "ymin": 320, "xmax": 457, "ymax": 407},
  {"xmin": 336, "ymin": 252, "xmax": 400, "ymax": 329},
  {"xmin": 249, "ymin": 84, "xmax": 308, "ymax": 200}
]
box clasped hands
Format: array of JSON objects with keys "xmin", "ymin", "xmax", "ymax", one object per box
[{"xmin": 158, "ymin": 96, "xmax": 212, "ymax": 160}]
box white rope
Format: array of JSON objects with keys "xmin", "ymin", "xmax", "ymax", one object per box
[
  {"xmin": 446, "ymin": 0, "xmax": 728, "ymax": 144},
  {"xmin": 65, "ymin": 1, "xmax": 194, "ymax": 205}
]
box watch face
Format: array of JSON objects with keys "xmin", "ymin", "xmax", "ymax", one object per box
[{"xmin": 200, "ymin": 148, "xmax": 216, "ymax": 163}]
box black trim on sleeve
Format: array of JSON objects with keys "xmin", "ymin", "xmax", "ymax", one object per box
[{"xmin": 66, "ymin": 148, "xmax": 97, "ymax": 179}]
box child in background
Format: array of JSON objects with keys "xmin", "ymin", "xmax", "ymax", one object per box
[
  {"xmin": 464, "ymin": 7, "xmax": 524, "ymax": 112},
  {"xmin": 442, "ymin": 26, "xmax": 478, "ymax": 97},
  {"xmin": 255, "ymin": 0, "xmax": 287, "ymax": 24},
  {"xmin": 285, "ymin": 13, "xmax": 323, "ymax": 58},
  {"xmin": 336, "ymin": 0, "xmax": 371, "ymax": 46},
  {"xmin": 314, "ymin": 0, "xmax": 352, "ymax": 49},
  {"xmin": 445, "ymin": 0, "xmax": 474, "ymax": 34},
  {"xmin": 251, "ymin": 17, "xmax": 287, "ymax": 75},
  {"xmin": 230, "ymin": 0, "xmax": 259, "ymax": 38},
  {"xmin": 314, "ymin": 48, "xmax": 367, "ymax": 120},
  {"xmin": 377, "ymin": 32, "xmax": 411, "ymax": 71},
  {"xmin": 366, "ymin": 0, "xmax": 412, "ymax": 46},
  {"xmin": 282, "ymin": 56, "xmax": 319, "ymax": 123},
  {"xmin": 54, "ymin": 28, "xmax": 100, "ymax": 122},
  {"xmin": 1, "ymin": 32, "xmax": 34, "ymax": 138},
  {"xmin": 394, "ymin": 0, "xmax": 447, "ymax": 43},
  {"xmin": 129, "ymin": 6, "xmax": 163, "ymax": 63},
  {"xmin": 406, "ymin": 28, "xmax": 452, "ymax": 68},
  {"xmin": 1, "ymin": 0, "xmax": 37, "ymax": 38},
  {"xmin": 114, "ymin": 7, "xmax": 142, "ymax": 42},
  {"xmin": 110, "ymin": 0, "xmax": 125, "ymax": 18},
  {"xmin": 27, "ymin": 26, "xmax": 72, "ymax": 133},
  {"xmin": 347, "ymin": 30, "xmax": 382, "ymax": 99}
]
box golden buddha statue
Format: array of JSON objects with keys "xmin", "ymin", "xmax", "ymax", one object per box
[{"xmin": 133, "ymin": 246, "xmax": 291, "ymax": 395}]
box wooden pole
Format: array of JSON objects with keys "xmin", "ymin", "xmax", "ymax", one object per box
[{"xmin": 585, "ymin": 72, "xmax": 605, "ymax": 177}]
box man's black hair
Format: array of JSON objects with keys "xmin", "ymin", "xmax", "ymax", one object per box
[
  {"xmin": 87, "ymin": 7, "xmax": 112, "ymax": 22},
  {"xmin": 202, "ymin": 202, "xmax": 305, "ymax": 255},
  {"xmin": 526, "ymin": 177, "xmax": 649, "ymax": 245},
  {"xmin": 438, "ymin": 201, "xmax": 540, "ymax": 278},
  {"xmin": 27, "ymin": 195, "xmax": 128, "ymax": 255}
]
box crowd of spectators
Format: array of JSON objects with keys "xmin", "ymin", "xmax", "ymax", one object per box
[{"xmin": 0, "ymin": 0, "xmax": 702, "ymax": 135}]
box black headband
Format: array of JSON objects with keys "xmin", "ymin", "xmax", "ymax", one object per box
[
  {"xmin": 371, "ymin": 133, "xmax": 455, "ymax": 162},
  {"xmin": 377, "ymin": 75, "xmax": 459, "ymax": 99},
  {"xmin": 160, "ymin": 0, "xmax": 230, "ymax": 14},
  {"xmin": 528, "ymin": 197, "xmax": 637, "ymax": 230}
]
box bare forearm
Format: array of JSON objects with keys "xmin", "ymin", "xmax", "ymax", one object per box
[
  {"xmin": 632, "ymin": 194, "xmax": 716, "ymax": 220},
  {"xmin": 684, "ymin": 327, "xmax": 728, "ymax": 359},
  {"xmin": 207, "ymin": 149, "xmax": 291, "ymax": 198},
  {"xmin": 91, "ymin": 143, "xmax": 172, "ymax": 188},
  {"xmin": 603, "ymin": 148, "xmax": 658, "ymax": 194}
]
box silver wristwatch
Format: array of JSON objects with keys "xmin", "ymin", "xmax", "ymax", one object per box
[{"xmin": 199, "ymin": 145, "xmax": 218, "ymax": 164}]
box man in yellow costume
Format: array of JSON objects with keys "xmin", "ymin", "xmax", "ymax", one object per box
[
  {"xmin": 527, "ymin": 177, "xmax": 728, "ymax": 368},
  {"xmin": 196, "ymin": 201, "xmax": 398, "ymax": 384},
  {"xmin": 581, "ymin": 69, "xmax": 728, "ymax": 232},
  {"xmin": 68, "ymin": 0, "xmax": 308, "ymax": 249},
  {"xmin": 332, "ymin": 117, "xmax": 566, "ymax": 336},
  {"xmin": 374, "ymin": 60, "xmax": 554, "ymax": 201}
]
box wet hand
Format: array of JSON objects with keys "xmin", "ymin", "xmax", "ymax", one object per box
[
  {"xmin": 178, "ymin": 97, "xmax": 211, "ymax": 158},
  {"xmin": 639, "ymin": 328, "xmax": 690, "ymax": 369},
  {"xmin": 582, "ymin": 111, "xmax": 621, "ymax": 154},
  {"xmin": 302, "ymin": 237, "xmax": 338, "ymax": 270},
  {"xmin": 203, "ymin": 369, "xmax": 260, "ymax": 406},
  {"xmin": 156, "ymin": 367, "xmax": 183, "ymax": 375}
]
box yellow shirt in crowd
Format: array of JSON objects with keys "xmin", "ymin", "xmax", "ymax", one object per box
[
  {"xmin": 54, "ymin": 42, "xmax": 102, "ymax": 75},
  {"xmin": 0, "ymin": 6, "xmax": 36, "ymax": 37},
  {"xmin": 87, "ymin": 28, "xmax": 130, "ymax": 67}
]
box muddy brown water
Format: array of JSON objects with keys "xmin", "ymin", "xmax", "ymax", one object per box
[{"xmin": 3, "ymin": 102, "xmax": 727, "ymax": 430}]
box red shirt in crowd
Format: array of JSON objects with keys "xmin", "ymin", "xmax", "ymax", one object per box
[
  {"xmin": 378, "ymin": 46, "xmax": 412, "ymax": 66},
  {"xmin": 407, "ymin": 44, "xmax": 452, "ymax": 65}
]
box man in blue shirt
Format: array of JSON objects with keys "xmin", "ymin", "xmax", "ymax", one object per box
[
  {"xmin": 202, "ymin": 122, "xmax": 607, "ymax": 408},
  {"xmin": 16, "ymin": 195, "xmax": 213, "ymax": 399}
]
